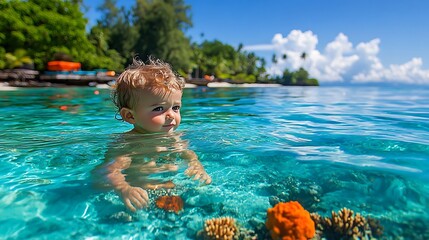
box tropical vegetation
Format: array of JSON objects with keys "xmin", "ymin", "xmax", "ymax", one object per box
[{"xmin": 0, "ymin": 0, "xmax": 318, "ymax": 86}]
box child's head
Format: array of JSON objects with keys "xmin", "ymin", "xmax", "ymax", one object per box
[{"xmin": 112, "ymin": 57, "xmax": 186, "ymax": 134}]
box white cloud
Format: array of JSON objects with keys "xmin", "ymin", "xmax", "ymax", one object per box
[
  {"xmin": 243, "ymin": 44, "xmax": 274, "ymax": 51},
  {"xmin": 243, "ymin": 30, "xmax": 429, "ymax": 85}
]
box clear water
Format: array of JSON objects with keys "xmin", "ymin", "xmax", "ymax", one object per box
[{"xmin": 0, "ymin": 86, "xmax": 428, "ymax": 239}]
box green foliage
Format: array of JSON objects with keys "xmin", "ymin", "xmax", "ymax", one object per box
[
  {"xmin": 231, "ymin": 73, "xmax": 256, "ymax": 83},
  {"xmin": 272, "ymin": 54, "xmax": 278, "ymax": 64},
  {"xmin": 0, "ymin": 47, "xmax": 6, "ymax": 69},
  {"xmin": 94, "ymin": 0, "xmax": 137, "ymax": 65},
  {"xmin": 191, "ymin": 40, "xmax": 266, "ymax": 83},
  {"xmin": 132, "ymin": 0, "xmax": 193, "ymax": 72},
  {"xmin": 0, "ymin": 0, "xmax": 121, "ymax": 70},
  {"xmin": 280, "ymin": 69, "xmax": 294, "ymax": 85},
  {"xmin": 278, "ymin": 67, "xmax": 319, "ymax": 86},
  {"xmin": 306, "ymin": 78, "xmax": 319, "ymax": 86},
  {"xmin": 0, "ymin": 0, "xmax": 318, "ymax": 85},
  {"xmin": 197, "ymin": 40, "xmax": 236, "ymax": 76},
  {"xmin": 294, "ymin": 67, "xmax": 309, "ymax": 85},
  {"xmin": 3, "ymin": 48, "xmax": 34, "ymax": 69},
  {"xmin": 87, "ymin": 25, "xmax": 125, "ymax": 71},
  {"xmin": 91, "ymin": 0, "xmax": 193, "ymax": 72}
]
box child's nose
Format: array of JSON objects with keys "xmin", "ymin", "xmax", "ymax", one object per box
[{"xmin": 166, "ymin": 110, "xmax": 174, "ymax": 119}]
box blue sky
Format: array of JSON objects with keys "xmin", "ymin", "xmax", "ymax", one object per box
[{"xmin": 83, "ymin": 0, "xmax": 429, "ymax": 84}]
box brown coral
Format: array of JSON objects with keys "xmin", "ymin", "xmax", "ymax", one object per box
[
  {"xmin": 367, "ymin": 217, "xmax": 384, "ymax": 238},
  {"xmin": 266, "ymin": 201, "xmax": 315, "ymax": 240},
  {"xmin": 311, "ymin": 208, "xmax": 376, "ymax": 240},
  {"xmin": 155, "ymin": 195, "xmax": 184, "ymax": 213},
  {"xmin": 201, "ymin": 217, "xmax": 239, "ymax": 240}
]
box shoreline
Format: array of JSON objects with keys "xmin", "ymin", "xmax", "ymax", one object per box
[
  {"xmin": 1, "ymin": 81, "xmax": 283, "ymax": 90},
  {"xmin": 187, "ymin": 82, "xmax": 283, "ymax": 88},
  {"xmin": 207, "ymin": 82, "xmax": 282, "ymax": 88},
  {"xmin": 0, "ymin": 82, "xmax": 19, "ymax": 91}
]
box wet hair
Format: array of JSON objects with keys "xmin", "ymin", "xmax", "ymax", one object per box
[{"xmin": 112, "ymin": 57, "xmax": 185, "ymax": 120}]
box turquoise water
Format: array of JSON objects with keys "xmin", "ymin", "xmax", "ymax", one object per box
[{"xmin": 0, "ymin": 86, "xmax": 428, "ymax": 239}]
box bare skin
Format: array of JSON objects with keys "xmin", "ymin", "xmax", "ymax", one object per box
[
  {"xmin": 104, "ymin": 147, "xmax": 211, "ymax": 212},
  {"xmin": 103, "ymin": 59, "xmax": 212, "ymax": 211},
  {"xmin": 103, "ymin": 87, "xmax": 211, "ymax": 212}
]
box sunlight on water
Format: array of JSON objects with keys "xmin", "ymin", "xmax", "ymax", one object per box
[{"xmin": 0, "ymin": 86, "xmax": 428, "ymax": 239}]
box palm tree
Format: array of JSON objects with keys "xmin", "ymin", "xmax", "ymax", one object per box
[
  {"xmin": 300, "ymin": 52, "xmax": 307, "ymax": 61},
  {"xmin": 282, "ymin": 53, "xmax": 287, "ymax": 60},
  {"xmin": 272, "ymin": 54, "xmax": 278, "ymax": 64},
  {"xmin": 5, "ymin": 49, "xmax": 34, "ymax": 69}
]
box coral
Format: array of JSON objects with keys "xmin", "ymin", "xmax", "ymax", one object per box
[
  {"xmin": 311, "ymin": 208, "xmax": 380, "ymax": 240},
  {"xmin": 394, "ymin": 218, "xmax": 429, "ymax": 239},
  {"xmin": 248, "ymin": 218, "xmax": 270, "ymax": 240},
  {"xmin": 367, "ymin": 217, "xmax": 384, "ymax": 238},
  {"xmin": 155, "ymin": 195, "xmax": 184, "ymax": 213},
  {"xmin": 265, "ymin": 201, "xmax": 315, "ymax": 240},
  {"xmin": 309, "ymin": 213, "xmax": 324, "ymax": 239},
  {"xmin": 200, "ymin": 217, "xmax": 239, "ymax": 240},
  {"xmin": 108, "ymin": 211, "xmax": 133, "ymax": 223},
  {"xmin": 237, "ymin": 227, "xmax": 258, "ymax": 240},
  {"xmin": 268, "ymin": 176, "xmax": 322, "ymax": 212}
]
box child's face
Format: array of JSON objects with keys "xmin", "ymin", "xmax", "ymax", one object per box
[{"xmin": 129, "ymin": 88, "xmax": 182, "ymax": 134}]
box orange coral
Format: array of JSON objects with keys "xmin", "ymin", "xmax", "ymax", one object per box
[
  {"xmin": 266, "ymin": 201, "xmax": 315, "ymax": 240},
  {"xmin": 155, "ymin": 195, "xmax": 184, "ymax": 213}
]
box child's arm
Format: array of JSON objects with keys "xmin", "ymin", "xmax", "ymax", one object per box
[
  {"xmin": 181, "ymin": 149, "xmax": 212, "ymax": 184},
  {"xmin": 105, "ymin": 155, "xmax": 149, "ymax": 212}
]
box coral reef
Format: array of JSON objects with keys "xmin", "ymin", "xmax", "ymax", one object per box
[
  {"xmin": 247, "ymin": 218, "xmax": 271, "ymax": 240},
  {"xmin": 108, "ymin": 211, "xmax": 133, "ymax": 223},
  {"xmin": 155, "ymin": 195, "xmax": 184, "ymax": 213},
  {"xmin": 389, "ymin": 218, "xmax": 428, "ymax": 240},
  {"xmin": 265, "ymin": 201, "xmax": 315, "ymax": 240},
  {"xmin": 199, "ymin": 217, "xmax": 240, "ymax": 240},
  {"xmin": 268, "ymin": 176, "xmax": 322, "ymax": 212},
  {"xmin": 237, "ymin": 227, "xmax": 258, "ymax": 240},
  {"xmin": 310, "ymin": 208, "xmax": 384, "ymax": 240},
  {"xmin": 367, "ymin": 217, "xmax": 384, "ymax": 238}
]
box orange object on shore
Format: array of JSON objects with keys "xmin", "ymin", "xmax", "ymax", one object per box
[
  {"xmin": 155, "ymin": 195, "xmax": 184, "ymax": 213},
  {"xmin": 266, "ymin": 201, "xmax": 315, "ymax": 240},
  {"xmin": 106, "ymin": 71, "xmax": 115, "ymax": 76},
  {"xmin": 47, "ymin": 61, "xmax": 81, "ymax": 71}
]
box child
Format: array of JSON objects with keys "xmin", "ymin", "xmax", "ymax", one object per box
[{"xmin": 101, "ymin": 58, "xmax": 211, "ymax": 212}]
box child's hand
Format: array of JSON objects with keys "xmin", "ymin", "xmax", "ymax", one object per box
[
  {"xmin": 120, "ymin": 186, "xmax": 149, "ymax": 212},
  {"xmin": 185, "ymin": 164, "xmax": 212, "ymax": 184},
  {"xmin": 181, "ymin": 150, "xmax": 211, "ymax": 184}
]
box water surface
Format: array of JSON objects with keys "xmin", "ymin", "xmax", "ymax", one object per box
[{"xmin": 0, "ymin": 85, "xmax": 428, "ymax": 239}]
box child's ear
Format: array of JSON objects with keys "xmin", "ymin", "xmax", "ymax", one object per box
[{"xmin": 120, "ymin": 108, "xmax": 135, "ymax": 124}]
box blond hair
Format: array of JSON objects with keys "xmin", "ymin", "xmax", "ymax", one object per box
[{"xmin": 112, "ymin": 57, "xmax": 185, "ymax": 119}]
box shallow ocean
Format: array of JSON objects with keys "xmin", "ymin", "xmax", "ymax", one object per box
[{"xmin": 0, "ymin": 85, "xmax": 428, "ymax": 239}]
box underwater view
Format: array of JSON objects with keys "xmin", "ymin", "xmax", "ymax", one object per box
[{"xmin": 0, "ymin": 85, "xmax": 428, "ymax": 239}]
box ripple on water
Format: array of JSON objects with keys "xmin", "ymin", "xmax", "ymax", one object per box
[{"xmin": 0, "ymin": 86, "xmax": 428, "ymax": 238}]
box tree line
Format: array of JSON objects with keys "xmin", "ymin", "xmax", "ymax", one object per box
[{"xmin": 0, "ymin": 0, "xmax": 318, "ymax": 85}]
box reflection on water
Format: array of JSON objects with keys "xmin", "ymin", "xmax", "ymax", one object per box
[
  {"xmin": 0, "ymin": 86, "xmax": 428, "ymax": 238},
  {"xmin": 93, "ymin": 132, "xmax": 191, "ymax": 191}
]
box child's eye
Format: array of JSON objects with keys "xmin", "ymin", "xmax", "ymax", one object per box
[
  {"xmin": 152, "ymin": 106, "xmax": 164, "ymax": 112},
  {"xmin": 173, "ymin": 106, "xmax": 181, "ymax": 111}
]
